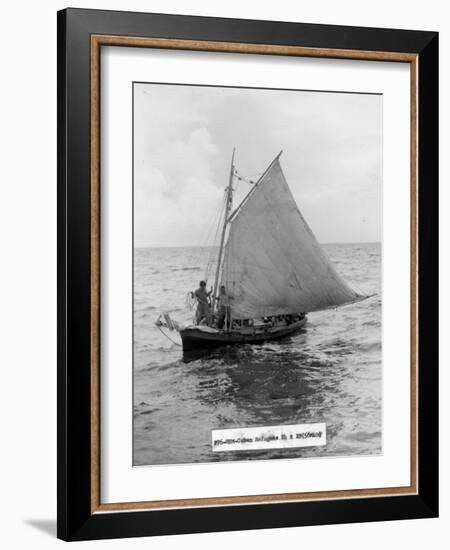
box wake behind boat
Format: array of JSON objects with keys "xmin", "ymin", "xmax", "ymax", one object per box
[{"xmin": 156, "ymin": 150, "xmax": 368, "ymax": 352}]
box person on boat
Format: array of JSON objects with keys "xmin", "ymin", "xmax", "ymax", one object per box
[
  {"xmin": 194, "ymin": 280, "xmax": 212, "ymax": 325},
  {"xmin": 216, "ymin": 285, "xmax": 233, "ymax": 329}
]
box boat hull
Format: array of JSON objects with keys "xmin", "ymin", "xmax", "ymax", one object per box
[{"xmin": 179, "ymin": 318, "xmax": 306, "ymax": 352}]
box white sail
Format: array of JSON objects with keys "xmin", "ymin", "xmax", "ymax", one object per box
[{"xmin": 220, "ymin": 155, "xmax": 363, "ymax": 319}]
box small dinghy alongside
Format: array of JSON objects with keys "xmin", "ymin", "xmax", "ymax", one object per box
[{"xmin": 157, "ymin": 150, "xmax": 367, "ymax": 352}]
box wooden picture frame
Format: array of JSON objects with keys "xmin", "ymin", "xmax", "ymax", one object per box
[{"xmin": 57, "ymin": 7, "xmax": 438, "ymax": 541}]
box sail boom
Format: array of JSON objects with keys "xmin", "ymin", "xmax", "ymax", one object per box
[{"xmin": 227, "ymin": 294, "xmax": 369, "ymax": 320}]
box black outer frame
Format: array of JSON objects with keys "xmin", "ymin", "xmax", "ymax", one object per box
[{"xmin": 57, "ymin": 7, "xmax": 438, "ymax": 541}]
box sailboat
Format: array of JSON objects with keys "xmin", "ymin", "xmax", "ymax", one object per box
[{"xmin": 157, "ymin": 150, "xmax": 367, "ymax": 352}]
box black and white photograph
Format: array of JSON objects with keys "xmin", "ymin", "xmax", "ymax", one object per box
[
  {"xmin": 133, "ymin": 82, "xmax": 382, "ymax": 466},
  {"xmin": 0, "ymin": 0, "xmax": 442, "ymax": 545}
]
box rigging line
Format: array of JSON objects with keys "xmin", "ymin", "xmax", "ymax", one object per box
[
  {"xmin": 194, "ymin": 203, "xmax": 221, "ymax": 258},
  {"xmin": 189, "ymin": 192, "xmax": 225, "ymax": 270},
  {"xmin": 234, "ymin": 171, "xmax": 263, "ymax": 185},
  {"xmin": 236, "ymin": 171, "xmax": 263, "ymax": 178},
  {"xmin": 204, "ymin": 191, "xmax": 227, "ymax": 280},
  {"xmin": 156, "ymin": 324, "xmax": 182, "ymax": 347},
  {"xmin": 228, "ymin": 182, "xmax": 258, "ymax": 223},
  {"xmin": 228, "ymin": 151, "xmax": 283, "ymax": 223}
]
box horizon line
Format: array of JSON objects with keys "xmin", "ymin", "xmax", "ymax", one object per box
[{"xmin": 134, "ymin": 240, "xmax": 381, "ymax": 249}]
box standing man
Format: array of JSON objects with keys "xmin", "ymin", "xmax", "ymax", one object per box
[
  {"xmin": 216, "ymin": 285, "xmax": 232, "ymax": 329},
  {"xmin": 194, "ymin": 280, "xmax": 212, "ymax": 325}
]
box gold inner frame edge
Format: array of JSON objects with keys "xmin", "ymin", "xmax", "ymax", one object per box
[{"xmin": 90, "ymin": 34, "xmax": 419, "ymax": 514}]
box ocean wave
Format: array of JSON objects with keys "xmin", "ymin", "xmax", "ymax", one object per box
[
  {"xmin": 170, "ymin": 266, "xmax": 201, "ymax": 272},
  {"xmin": 133, "ymin": 243, "xmax": 382, "ymax": 466}
]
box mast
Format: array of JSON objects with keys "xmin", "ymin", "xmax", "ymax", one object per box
[{"xmin": 212, "ymin": 148, "xmax": 235, "ymax": 314}]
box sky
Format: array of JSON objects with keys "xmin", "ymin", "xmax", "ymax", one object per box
[{"xmin": 133, "ymin": 83, "xmax": 382, "ymax": 247}]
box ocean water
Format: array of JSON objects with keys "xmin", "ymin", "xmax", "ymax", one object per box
[{"xmin": 133, "ymin": 243, "xmax": 381, "ymax": 466}]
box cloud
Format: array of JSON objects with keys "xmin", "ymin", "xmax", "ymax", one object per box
[
  {"xmin": 134, "ymin": 112, "xmax": 224, "ymax": 247},
  {"xmin": 134, "ymin": 84, "xmax": 382, "ymax": 246}
]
